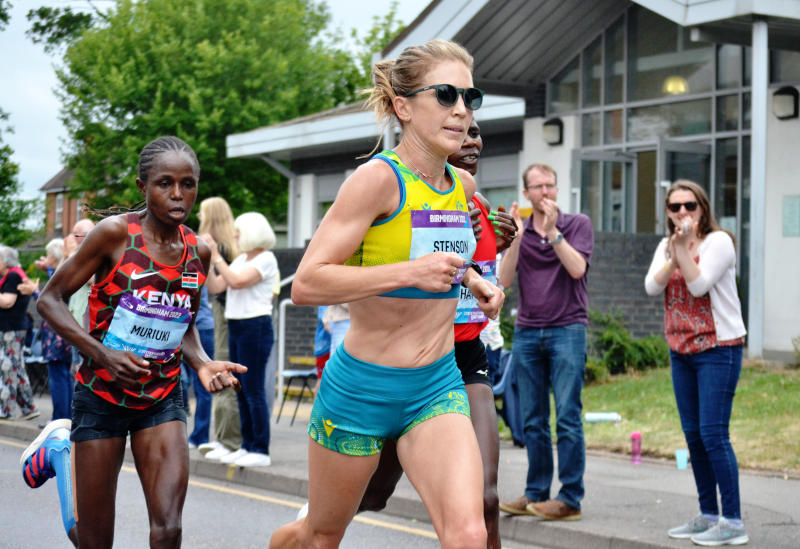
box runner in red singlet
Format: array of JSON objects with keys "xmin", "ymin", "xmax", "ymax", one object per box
[{"xmin": 23, "ymin": 136, "xmax": 246, "ymax": 548}]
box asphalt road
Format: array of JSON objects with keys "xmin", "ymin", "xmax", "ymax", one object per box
[{"xmin": 0, "ymin": 435, "xmax": 535, "ymax": 549}]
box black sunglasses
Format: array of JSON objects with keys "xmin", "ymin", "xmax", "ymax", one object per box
[
  {"xmin": 403, "ymin": 84, "xmax": 484, "ymax": 110},
  {"xmin": 667, "ymin": 201, "xmax": 698, "ymax": 213}
]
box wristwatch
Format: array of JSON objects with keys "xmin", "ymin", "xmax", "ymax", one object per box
[
  {"xmin": 548, "ymin": 232, "xmax": 564, "ymax": 245},
  {"xmin": 460, "ymin": 260, "xmax": 484, "ymax": 287}
]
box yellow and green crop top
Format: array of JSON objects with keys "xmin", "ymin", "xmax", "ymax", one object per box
[{"xmin": 345, "ymin": 150, "xmax": 476, "ymax": 299}]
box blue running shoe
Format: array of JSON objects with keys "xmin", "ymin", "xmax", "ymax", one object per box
[{"xmin": 20, "ymin": 419, "xmax": 72, "ymax": 488}]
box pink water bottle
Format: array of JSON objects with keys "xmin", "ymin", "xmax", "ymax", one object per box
[{"xmin": 631, "ymin": 431, "xmax": 642, "ymax": 465}]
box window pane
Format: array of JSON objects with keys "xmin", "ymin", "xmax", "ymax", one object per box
[
  {"xmin": 627, "ymin": 6, "xmax": 713, "ymax": 101},
  {"xmin": 717, "ymin": 95, "xmax": 738, "ymax": 131},
  {"xmin": 743, "ymin": 46, "xmax": 751, "ymax": 86},
  {"xmin": 715, "ymin": 138, "xmax": 738, "ymax": 237},
  {"xmin": 581, "ymin": 160, "xmax": 602, "ymax": 230},
  {"xmin": 771, "ymin": 49, "xmax": 800, "ymax": 83},
  {"xmin": 665, "ymin": 149, "xmax": 711, "ymax": 193},
  {"xmin": 604, "ymin": 109, "xmax": 624, "ymax": 144},
  {"xmin": 582, "ymin": 112, "xmax": 601, "ymax": 146},
  {"xmin": 717, "ymin": 45, "xmax": 741, "ymax": 89},
  {"xmin": 627, "ymin": 99, "xmax": 711, "ymax": 141},
  {"xmin": 548, "ymin": 56, "xmax": 579, "ymax": 113},
  {"xmin": 605, "ymin": 17, "xmax": 624, "ymax": 104},
  {"xmin": 604, "ymin": 161, "xmax": 633, "ymax": 232},
  {"xmin": 484, "ymin": 187, "xmax": 519, "ymax": 212},
  {"xmin": 742, "ymin": 92, "xmax": 751, "ymax": 130},
  {"xmin": 583, "ymin": 37, "xmax": 602, "ymax": 107},
  {"xmin": 739, "ymin": 135, "xmax": 750, "ymax": 323}
]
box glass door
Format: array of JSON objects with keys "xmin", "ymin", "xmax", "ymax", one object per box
[
  {"xmin": 575, "ymin": 151, "xmax": 637, "ymax": 232},
  {"xmin": 655, "ymin": 138, "xmax": 711, "ymax": 233}
]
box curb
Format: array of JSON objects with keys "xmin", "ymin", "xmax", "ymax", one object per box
[
  {"xmin": 1, "ymin": 420, "xmax": 775, "ymax": 549},
  {"xmin": 3, "ymin": 419, "xmax": 680, "ymax": 549}
]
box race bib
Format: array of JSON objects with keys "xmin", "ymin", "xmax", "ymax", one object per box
[
  {"xmin": 454, "ymin": 259, "xmax": 496, "ymax": 324},
  {"xmin": 102, "ymin": 293, "xmax": 192, "ymax": 361},
  {"xmin": 410, "ymin": 209, "xmax": 476, "ymax": 284}
]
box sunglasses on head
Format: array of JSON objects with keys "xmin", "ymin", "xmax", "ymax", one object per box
[
  {"xmin": 403, "ymin": 84, "xmax": 484, "ymax": 110},
  {"xmin": 667, "ymin": 201, "xmax": 698, "ymax": 213}
]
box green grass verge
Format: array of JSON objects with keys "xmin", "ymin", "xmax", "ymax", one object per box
[{"xmin": 581, "ymin": 362, "xmax": 800, "ymax": 474}]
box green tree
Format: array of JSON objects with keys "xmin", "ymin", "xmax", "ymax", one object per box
[
  {"xmin": 0, "ymin": 1, "xmax": 10, "ymax": 28},
  {"xmin": 26, "ymin": 5, "xmax": 95, "ymax": 53},
  {"xmin": 51, "ymin": 0, "xmax": 369, "ymax": 224},
  {"xmin": 0, "ymin": 110, "xmax": 41, "ymax": 247},
  {"xmin": 349, "ymin": 0, "xmax": 405, "ymax": 86}
]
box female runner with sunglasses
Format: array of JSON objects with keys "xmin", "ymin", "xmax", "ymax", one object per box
[
  {"xmin": 645, "ymin": 180, "xmax": 748, "ymax": 546},
  {"xmin": 269, "ymin": 39, "xmax": 503, "ymax": 549}
]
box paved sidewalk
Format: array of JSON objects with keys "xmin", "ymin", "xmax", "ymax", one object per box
[{"xmin": 3, "ymin": 395, "xmax": 798, "ymax": 549}]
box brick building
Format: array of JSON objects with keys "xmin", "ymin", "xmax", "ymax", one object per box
[{"xmin": 39, "ymin": 168, "xmax": 84, "ymax": 238}]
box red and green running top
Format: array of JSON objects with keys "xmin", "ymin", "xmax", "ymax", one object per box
[{"xmin": 76, "ymin": 212, "xmax": 206, "ymax": 409}]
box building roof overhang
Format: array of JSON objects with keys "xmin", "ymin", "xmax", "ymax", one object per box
[
  {"xmin": 226, "ymin": 0, "xmax": 800, "ymax": 162},
  {"xmin": 384, "ymin": 0, "xmax": 800, "ymax": 99},
  {"xmin": 226, "ymin": 94, "xmax": 524, "ymax": 161}
]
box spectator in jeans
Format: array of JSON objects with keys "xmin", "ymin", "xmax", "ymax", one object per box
[
  {"xmin": 185, "ymin": 286, "xmax": 214, "ymax": 447},
  {"xmin": 203, "ymin": 212, "xmax": 279, "ymax": 468},
  {"xmin": 498, "ymin": 163, "xmax": 594, "ymax": 521},
  {"xmin": 645, "ymin": 180, "xmax": 748, "ymax": 546}
]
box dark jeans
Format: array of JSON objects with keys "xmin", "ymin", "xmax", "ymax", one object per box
[
  {"xmin": 186, "ymin": 328, "xmax": 215, "ymax": 446},
  {"xmin": 228, "ymin": 315, "xmax": 272, "ymax": 455},
  {"xmin": 512, "ymin": 324, "xmax": 586, "ymax": 509},
  {"xmin": 48, "ymin": 356, "xmax": 74, "ymax": 421},
  {"xmin": 671, "ymin": 345, "xmax": 743, "ymax": 520}
]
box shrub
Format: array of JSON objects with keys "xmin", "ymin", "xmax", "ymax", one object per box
[
  {"xmin": 791, "ymin": 335, "xmax": 800, "ymax": 370},
  {"xmin": 585, "ymin": 356, "xmax": 609, "ymax": 384},
  {"xmin": 587, "ymin": 309, "xmax": 669, "ymax": 381}
]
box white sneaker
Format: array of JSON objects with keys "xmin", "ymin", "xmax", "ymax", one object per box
[
  {"xmin": 220, "ymin": 448, "xmax": 248, "ymax": 464},
  {"xmin": 296, "ymin": 502, "xmax": 309, "ymax": 520},
  {"xmin": 234, "ymin": 452, "xmax": 271, "ymax": 467},
  {"xmin": 197, "ymin": 441, "xmax": 223, "ymax": 456},
  {"xmin": 205, "ymin": 446, "xmax": 233, "ymax": 461}
]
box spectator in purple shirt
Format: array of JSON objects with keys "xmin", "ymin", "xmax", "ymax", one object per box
[{"xmin": 497, "ymin": 163, "xmax": 594, "ymax": 521}]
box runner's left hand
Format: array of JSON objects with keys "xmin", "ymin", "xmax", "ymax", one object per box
[
  {"xmin": 465, "ymin": 277, "xmax": 505, "ymax": 320},
  {"xmin": 198, "ymin": 361, "xmax": 248, "ymax": 393}
]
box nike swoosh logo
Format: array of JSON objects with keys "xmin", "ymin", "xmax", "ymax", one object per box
[
  {"xmin": 476, "ymin": 369, "xmax": 488, "ymax": 376},
  {"xmin": 131, "ymin": 270, "xmax": 158, "ymax": 280}
]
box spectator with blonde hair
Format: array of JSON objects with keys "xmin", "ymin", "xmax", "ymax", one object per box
[
  {"xmin": 270, "ymin": 38, "xmax": 502, "ymax": 548},
  {"xmin": 203, "ymin": 212, "xmax": 278, "ymax": 468},
  {"xmin": 196, "ymin": 197, "xmax": 244, "ymax": 460}
]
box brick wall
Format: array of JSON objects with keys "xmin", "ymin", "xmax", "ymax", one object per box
[
  {"xmin": 273, "ymin": 248, "xmax": 318, "ymax": 368},
  {"xmin": 587, "ymin": 232, "xmax": 665, "ymax": 338}
]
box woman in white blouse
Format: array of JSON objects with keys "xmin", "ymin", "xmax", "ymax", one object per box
[
  {"xmin": 203, "ymin": 212, "xmax": 278, "ymax": 468},
  {"xmin": 644, "ymin": 180, "xmax": 748, "ymax": 546}
]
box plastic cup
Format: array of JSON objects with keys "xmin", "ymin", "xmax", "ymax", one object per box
[{"xmin": 675, "ymin": 448, "xmax": 689, "ymax": 470}]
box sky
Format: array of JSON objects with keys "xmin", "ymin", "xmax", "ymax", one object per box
[{"xmin": 0, "ymin": 0, "xmax": 430, "ymax": 200}]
